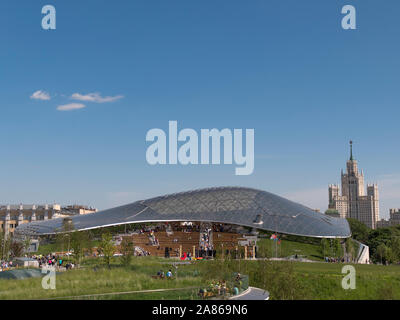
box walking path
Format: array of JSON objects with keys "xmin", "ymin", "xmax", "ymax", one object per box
[
  {"xmin": 229, "ymin": 287, "xmax": 269, "ymax": 300},
  {"xmin": 45, "ymin": 286, "xmax": 200, "ymax": 300}
]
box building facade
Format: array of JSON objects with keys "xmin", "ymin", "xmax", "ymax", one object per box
[
  {"xmin": 0, "ymin": 204, "xmax": 61, "ymax": 237},
  {"xmin": 377, "ymin": 208, "xmax": 400, "ymax": 228},
  {"xmin": 0, "ymin": 204, "xmax": 97, "ymax": 237},
  {"xmin": 328, "ymin": 142, "xmax": 380, "ymax": 229},
  {"xmin": 55, "ymin": 205, "xmax": 97, "ymax": 217}
]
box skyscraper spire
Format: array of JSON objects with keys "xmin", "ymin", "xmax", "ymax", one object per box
[
  {"xmin": 329, "ymin": 141, "xmax": 380, "ymax": 229},
  {"xmin": 349, "ymin": 140, "xmax": 353, "ymax": 161}
]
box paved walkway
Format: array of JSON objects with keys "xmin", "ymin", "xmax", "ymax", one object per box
[
  {"xmin": 46, "ymin": 286, "xmax": 200, "ymax": 300},
  {"xmin": 229, "ymin": 287, "xmax": 269, "ymax": 300}
]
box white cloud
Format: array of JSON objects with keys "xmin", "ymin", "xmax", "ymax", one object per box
[
  {"xmin": 30, "ymin": 90, "xmax": 51, "ymax": 101},
  {"xmin": 71, "ymin": 92, "xmax": 124, "ymax": 103},
  {"xmin": 57, "ymin": 103, "xmax": 86, "ymax": 111}
]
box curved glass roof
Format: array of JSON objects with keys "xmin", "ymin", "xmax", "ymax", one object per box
[{"xmin": 15, "ymin": 187, "xmax": 351, "ymax": 238}]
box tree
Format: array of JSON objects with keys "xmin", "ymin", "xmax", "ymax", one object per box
[
  {"xmin": 332, "ymin": 239, "xmax": 343, "ymax": 259},
  {"xmin": 120, "ymin": 237, "xmax": 133, "ymax": 267},
  {"xmin": 320, "ymin": 238, "xmax": 330, "ymax": 257},
  {"xmin": 386, "ymin": 247, "xmax": 394, "ymax": 264},
  {"xmin": 347, "ymin": 218, "xmax": 370, "ymax": 243},
  {"xmin": 376, "ymin": 243, "xmax": 388, "ymax": 264},
  {"xmin": 368, "ymin": 227, "xmax": 396, "ymax": 263},
  {"xmin": 10, "ymin": 241, "xmax": 24, "ymax": 258},
  {"xmin": 23, "ymin": 237, "xmax": 31, "ymax": 254},
  {"xmin": 98, "ymin": 232, "xmax": 115, "ymax": 267},
  {"xmin": 0, "ymin": 232, "xmax": 11, "ymax": 260},
  {"xmin": 390, "ymin": 236, "xmax": 400, "ymax": 263},
  {"xmin": 325, "ymin": 209, "xmax": 339, "ymax": 217},
  {"xmin": 56, "ymin": 218, "xmax": 74, "ymax": 254},
  {"xmin": 0, "ymin": 232, "xmax": 5, "ymax": 260},
  {"xmin": 70, "ymin": 231, "xmax": 90, "ymax": 265},
  {"xmin": 345, "ymin": 238, "xmax": 357, "ymax": 262}
]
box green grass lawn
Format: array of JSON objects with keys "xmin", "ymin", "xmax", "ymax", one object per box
[
  {"xmin": 257, "ymin": 238, "xmax": 324, "ymax": 261},
  {"xmin": 291, "ymin": 261, "xmax": 400, "ymax": 300},
  {"xmin": 0, "ymin": 257, "xmax": 203, "ymax": 300},
  {"xmin": 1, "ymin": 253, "xmax": 399, "ymax": 300}
]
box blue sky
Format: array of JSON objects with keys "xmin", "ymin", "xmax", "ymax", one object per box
[{"xmin": 0, "ymin": 1, "xmax": 399, "ymax": 219}]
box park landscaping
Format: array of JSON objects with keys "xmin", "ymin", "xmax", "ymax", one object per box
[
  {"xmin": 1, "ymin": 221, "xmax": 400, "ymax": 300},
  {"xmin": 0, "ymin": 255, "xmax": 399, "ymax": 300}
]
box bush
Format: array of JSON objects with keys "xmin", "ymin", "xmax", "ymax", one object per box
[
  {"xmin": 10, "ymin": 241, "xmax": 24, "ymax": 258},
  {"xmin": 98, "ymin": 232, "xmax": 115, "ymax": 267},
  {"xmin": 120, "ymin": 238, "xmax": 133, "ymax": 267}
]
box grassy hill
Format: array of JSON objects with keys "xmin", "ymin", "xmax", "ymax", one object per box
[
  {"xmin": 291, "ymin": 262, "xmax": 400, "ymax": 300},
  {"xmin": 1, "ymin": 256, "xmax": 399, "ymax": 300},
  {"xmin": 6, "ymin": 230, "xmax": 397, "ymax": 300},
  {"xmin": 257, "ymin": 238, "xmax": 324, "ymax": 261}
]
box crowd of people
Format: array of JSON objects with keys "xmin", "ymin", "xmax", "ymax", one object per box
[
  {"xmin": 148, "ymin": 231, "xmax": 159, "ymax": 246},
  {"xmin": 30, "ymin": 254, "xmax": 75, "ymax": 270},
  {"xmin": 133, "ymin": 247, "xmax": 151, "ymax": 256},
  {"xmin": 0, "ymin": 260, "xmax": 13, "ymax": 272},
  {"xmin": 116, "ymin": 222, "xmax": 244, "ymax": 260},
  {"xmin": 0, "ymin": 253, "xmax": 77, "ymax": 272},
  {"xmin": 136, "ymin": 250, "xmax": 151, "ymax": 256},
  {"xmin": 198, "ymin": 274, "xmax": 244, "ymax": 299},
  {"xmin": 131, "ymin": 222, "xmax": 230, "ymax": 259},
  {"xmin": 324, "ymin": 257, "xmax": 346, "ymax": 263},
  {"xmin": 196, "ymin": 246, "xmax": 216, "ymax": 258},
  {"xmin": 198, "ymin": 279, "xmax": 228, "ymax": 298},
  {"xmin": 199, "ymin": 226, "xmax": 213, "ymax": 253},
  {"xmin": 155, "ymin": 269, "xmax": 174, "ymax": 279}
]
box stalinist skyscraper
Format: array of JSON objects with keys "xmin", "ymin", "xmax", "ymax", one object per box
[{"xmin": 328, "ymin": 141, "xmax": 379, "ymax": 229}]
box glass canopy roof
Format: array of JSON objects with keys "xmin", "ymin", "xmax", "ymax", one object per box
[{"xmin": 15, "ymin": 187, "xmax": 351, "ymax": 238}]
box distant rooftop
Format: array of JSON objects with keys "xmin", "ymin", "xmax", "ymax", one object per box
[{"xmin": 0, "ymin": 204, "xmax": 60, "ymax": 210}]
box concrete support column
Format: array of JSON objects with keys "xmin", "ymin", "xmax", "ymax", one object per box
[
  {"xmin": 252, "ymin": 245, "xmax": 256, "ymax": 260},
  {"xmin": 31, "ymin": 205, "xmax": 36, "ymax": 222},
  {"xmin": 179, "ymin": 245, "xmax": 182, "ymax": 258},
  {"xmin": 192, "ymin": 245, "xmax": 195, "ymax": 258},
  {"xmin": 244, "ymin": 246, "xmax": 248, "ymax": 260},
  {"xmin": 44, "ymin": 204, "xmax": 49, "ymax": 220},
  {"xmin": 4, "ymin": 205, "xmax": 10, "ymax": 237},
  {"xmin": 18, "ymin": 204, "xmax": 24, "ymax": 224}
]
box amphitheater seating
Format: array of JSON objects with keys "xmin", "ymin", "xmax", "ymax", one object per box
[{"xmin": 123, "ymin": 231, "xmax": 242, "ymax": 257}]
